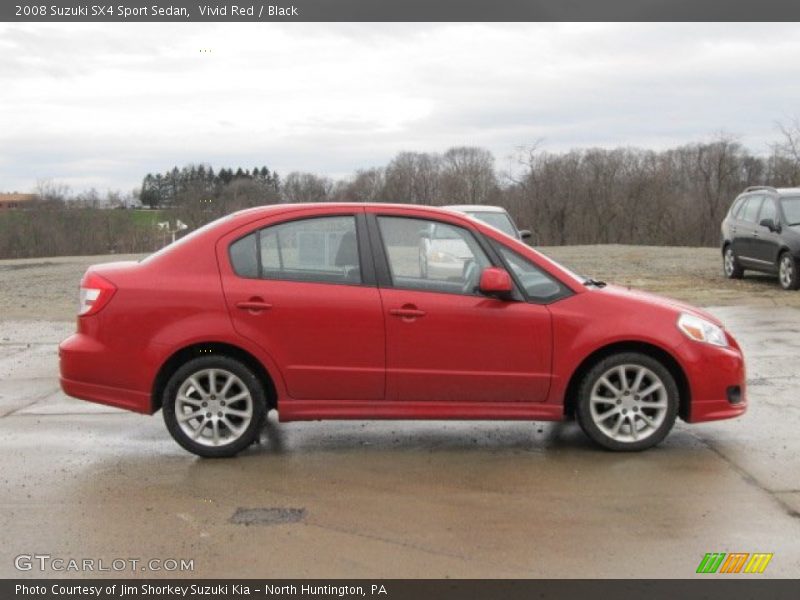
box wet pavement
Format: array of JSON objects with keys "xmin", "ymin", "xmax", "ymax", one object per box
[{"xmin": 0, "ymin": 306, "xmax": 799, "ymax": 578}]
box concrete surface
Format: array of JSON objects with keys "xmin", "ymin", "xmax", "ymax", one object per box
[{"xmin": 1, "ymin": 304, "xmax": 799, "ymax": 578}]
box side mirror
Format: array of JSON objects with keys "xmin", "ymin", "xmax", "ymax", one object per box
[
  {"xmin": 479, "ymin": 267, "xmax": 513, "ymax": 298},
  {"xmin": 759, "ymin": 218, "xmax": 779, "ymax": 233},
  {"xmin": 519, "ymin": 229, "xmax": 532, "ymax": 240}
]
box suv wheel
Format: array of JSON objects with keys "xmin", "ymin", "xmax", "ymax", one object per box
[
  {"xmin": 723, "ymin": 246, "xmax": 743, "ymax": 279},
  {"xmin": 778, "ymin": 252, "xmax": 800, "ymax": 290},
  {"xmin": 576, "ymin": 352, "xmax": 678, "ymax": 452},
  {"xmin": 162, "ymin": 356, "xmax": 266, "ymax": 457}
]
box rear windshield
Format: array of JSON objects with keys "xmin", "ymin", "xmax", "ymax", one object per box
[
  {"xmin": 781, "ymin": 196, "xmax": 800, "ymax": 226},
  {"xmin": 141, "ymin": 215, "xmax": 232, "ymax": 263}
]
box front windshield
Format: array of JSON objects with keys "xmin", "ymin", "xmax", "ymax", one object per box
[
  {"xmin": 781, "ymin": 196, "xmax": 800, "ymax": 225},
  {"xmin": 466, "ymin": 211, "xmax": 517, "ymax": 237}
]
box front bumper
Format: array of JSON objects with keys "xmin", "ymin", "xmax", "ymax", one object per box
[{"xmin": 679, "ymin": 337, "xmax": 747, "ymax": 423}]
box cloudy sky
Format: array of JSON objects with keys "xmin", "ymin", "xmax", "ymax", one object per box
[{"xmin": 2, "ymin": 22, "xmax": 800, "ymax": 193}]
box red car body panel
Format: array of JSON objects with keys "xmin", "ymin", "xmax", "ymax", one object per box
[{"xmin": 59, "ymin": 203, "xmax": 747, "ymax": 426}]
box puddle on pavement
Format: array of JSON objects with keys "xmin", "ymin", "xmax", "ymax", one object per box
[{"xmin": 229, "ymin": 507, "xmax": 306, "ymax": 526}]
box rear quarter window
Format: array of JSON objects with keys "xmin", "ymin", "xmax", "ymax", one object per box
[
  {"xmin": 739, "ymin": 196, "xmax": 764, "ymax": 223},
  {"xmin": 229, "ymin": 233, "xmax": 258, "ymax": 278},
  {"xmin": 729, "ymin": 196, "xmax": 747, "ymax": 218}
]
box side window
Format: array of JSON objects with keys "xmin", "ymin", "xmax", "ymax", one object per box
[
  {"xmin": 759, "ymin": 198, "xmax": 777, "ymax": 224},
  {"xmin": 229, "ymin": 233, "xmax": 258, "ymax": 278},
  {"xmin": 377, "ymin": 216, "xmax": 491, "ymax": 295},
  {"xmin": 229, "ymin": 216, "xmax": 362, "ymax": 284},
  {"xmin": 495, "ymin": 244, "xmax": 569, "ymax": 303},
  {"xmin": 730, "ymin": 196, "xmax": 747, "ymax": 218},
  {"xmin": 739, "ymin": 196, "xmax": 763, "ymax": 224}
]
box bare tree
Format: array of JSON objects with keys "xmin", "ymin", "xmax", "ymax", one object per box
[
  {"xmin": 281, "ymin": 171, "xmax": 334, "ymax": 203},
  {"xmin": 771, "ymin": 116, "xmax": 800, "ymax": 186},
  {"xmin": 383, "ymin": 152, "xmax": 442, "ymax": 205},
  {"xmin": 440, "ymin": 146, "xmax": 497, "ymax": 205}
]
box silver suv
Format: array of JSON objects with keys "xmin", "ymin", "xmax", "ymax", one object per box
[
  {"xmin": 721, "ymin": 186, "xmax": 800, "ymax": 290},
  {"xmin": 444, "ymin": 205, "xmax": 532, "ymax": 242}
]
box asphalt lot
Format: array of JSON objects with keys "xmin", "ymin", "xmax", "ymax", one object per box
[{"xmin": 0, "ymin": 247, "xmax": 799, "ymax": 578}]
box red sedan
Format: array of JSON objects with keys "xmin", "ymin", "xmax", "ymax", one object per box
[{"xmin": 59, "ymin": 203, "xmax": 746, "ymax": 456}]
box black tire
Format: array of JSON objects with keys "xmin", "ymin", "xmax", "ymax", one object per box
[
  {"xmin": 723, "ymin": 245, "xmax": 744, "ymax": 279},
  {"xmin": 778, "ymin": 251, "xmax": 800, "ymax": 291},
  {"xmin": 575, "ymin": 352, "xmax": 679, "ymax": 452},
  {"xmin": 162, "ymin": 355, "xmax": 267, "ymax": 458}
]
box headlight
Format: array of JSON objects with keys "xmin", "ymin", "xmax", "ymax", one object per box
[{"xmin": 677, "ymin": 313, "xmax": 728, "ymax": 347}]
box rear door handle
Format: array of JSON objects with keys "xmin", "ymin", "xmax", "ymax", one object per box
[
  {"xmin": 236, "ymin": 300, "xmax": 273, "ymax": 312},
  {"xmin": 389, "ymin": 307, "xmax": 426, "ymax": 319}
]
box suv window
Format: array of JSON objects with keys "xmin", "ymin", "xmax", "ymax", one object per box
[
  {"xmin": 495, "ymin": 244, "xmax": 569, "ymax": 303},
  {"xmin": 739, "ymin": 196, "xmax": 763, "ymax": 223},
  {"xmin": 378, "ymin": 216, "xmax": 491, "ymax": 295},
  {"xmin": 729, "ymin": 196, "xmax": 747, "ymax": 218},
  {"xmin": 466, "ymin": 211, "xmax": 517, "ymax": 237},
  {"xmin": 229, "ymin": 216, "xmax": 362, "ymax": 284},
  {"xmin": 781, "ymin": 196, "xmax": 800, "ymax": 225},
  {"xmin": 759, "ymin": 198, "xmax": 777, "ymax": 225}
]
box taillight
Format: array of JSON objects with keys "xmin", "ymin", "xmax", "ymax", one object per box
[{"xmin": 78, "ymin": 272, "xmax": 117, "ymax": 316}]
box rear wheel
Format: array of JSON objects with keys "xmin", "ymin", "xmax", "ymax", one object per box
[
  {"xmin": 778, "ymin": 251, "xmax": 799, "ymax": 290},
  {"xmin": 723, "ymin": 245, "xmax": 743, "ymax": 279},
  {"xmin": 162, "ymin": 356, "xmax": 266, "ymax": 458},
  {"xmin": 576, "ymin": 352, "xmax": 678, "ymax": 452}
]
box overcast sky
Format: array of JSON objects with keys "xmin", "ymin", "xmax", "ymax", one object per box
[{"xmin": 2, "ymin": 22, "xmax": 800, "ymax": 193}]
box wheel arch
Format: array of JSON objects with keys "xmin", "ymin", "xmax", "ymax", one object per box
[
  {"xmin": 777, "ymin": 245, "xmax": 794, "ymax": 262},
  {"xmin": 563, "ymin": 341, "xmax": 691, "ymax": 422},
  {"xmin": 150, "ymin": 341, "xmax": 278, "ymax": 414}
]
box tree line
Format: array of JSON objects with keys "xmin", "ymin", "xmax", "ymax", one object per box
[{"xmin": 3, "ymin": 120, "xmax": 800, "ymax": 259}]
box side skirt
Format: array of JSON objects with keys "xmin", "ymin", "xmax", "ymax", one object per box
[{"xmin": 278, "ymin": 400, "xmax": 564, "ymax": 422}]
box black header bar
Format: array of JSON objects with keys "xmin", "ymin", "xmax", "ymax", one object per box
[{"xmin": 4, "ymin": 0, "xmax": 800, "ymax": 22}]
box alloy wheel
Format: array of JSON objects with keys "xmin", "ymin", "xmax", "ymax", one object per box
[
  {"xmin": 779, "ymin": 254, "xmax": 794, "ymax": 289},
  {"xmin": 588, "ymin": 364, "xmax": 669, "ymax": 444},
  {"xmin": 724, "ymin": 248, "xmax": 735, "ymax": 277},
  {"xmin": 174, "ymin": 368, "xmax": 254, "ymax": 447}
]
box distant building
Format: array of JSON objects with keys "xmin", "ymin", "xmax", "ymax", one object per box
[{"xmin": 0, "ymin": 193, "xmax": 37, "ymax": 209}]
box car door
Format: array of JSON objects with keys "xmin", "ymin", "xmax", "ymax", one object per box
[
  {"xmin": 751, "ymin": 196, "xmax": 781, "ymax": 267},
  {"xmin": 219, "ymin": 209, "xmax": 386, "ymax": 401},
  {"xmin": 369, "ymin": 210, "xmax": 552, "ymax": 403},
  {"xmin": 734, "ymin": 194, "xmax": 763, "ymax": 263}
]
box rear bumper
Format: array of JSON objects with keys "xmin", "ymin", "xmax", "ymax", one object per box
[
  {"xmin": 681, "ymin": 339, "xmax": 747, "ymax": 423},
  {"xmin": 59, "ymin": 333, "xmax": 152, "ymax": 414},
  {"xmin": 59, "ymin": 376, "xmax": 151, "ymax": 414}
]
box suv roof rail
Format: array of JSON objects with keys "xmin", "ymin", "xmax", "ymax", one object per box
[{"xmin": 744, "ymin": 186, "xmax": 778, "ymax": 193}]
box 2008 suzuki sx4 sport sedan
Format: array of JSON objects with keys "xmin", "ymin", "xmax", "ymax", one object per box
[{"xmin": 59, "ymin": 203, "xmax": 746, "ymax": 457}]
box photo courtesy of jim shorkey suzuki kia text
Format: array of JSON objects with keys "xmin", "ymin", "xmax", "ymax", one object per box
[
  {"xmin": 30, "ymin": 4, "xmax": 302, "ymax": 18},
  {"xmin": 14, "ymin": 584, "xmax": 388, "ymax": 597}
]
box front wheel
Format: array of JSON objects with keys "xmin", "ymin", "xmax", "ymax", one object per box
[
  {"xmin": 778, "ymin": 252, "xmax": 800, "ymax": 290},
  {"xmin": 162, "ymin": 356, "xmax": 266, "ymax": 457},
  {"xmin": 576, "ymin": 353, "xmax": 678, "ymax": 452}
]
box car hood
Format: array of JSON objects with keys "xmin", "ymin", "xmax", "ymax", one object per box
[{"xmin": 596, "ymin": 284, "xmax": 723, "ymax": 326}]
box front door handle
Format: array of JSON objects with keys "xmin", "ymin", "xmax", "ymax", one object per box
[
  {"xmin": 236, "ymin": 299, "xmax": 273, "ymax": 313},
  {"xmin": 389, "ymin": 306, "xmax": 426, "ymax": 319}
]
